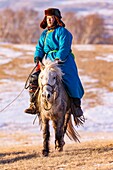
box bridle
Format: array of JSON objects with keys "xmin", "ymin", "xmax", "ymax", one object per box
[
  {"xmin": 41, "ymin": 83, "xmax": 56, "ymax": 94},
  {"xmin": 40, "ymin": 80, "xmax": 59, "ymax": 111}
]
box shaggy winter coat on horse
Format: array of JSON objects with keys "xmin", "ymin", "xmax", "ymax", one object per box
[
  {"xmin": 36, "ymin": 59, "xmax": 84, "ymax": 156},
  {"xmin": 34, "ymin": 26, "xmax": 84, "ymax": 99}
]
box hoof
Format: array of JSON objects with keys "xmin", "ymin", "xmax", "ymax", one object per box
[
  {"xmin": 55, "ymin": 141, "xmax": 65, "ymax": 152},
  {"xmin": 56, "ymin": 146, "xmax": 63, "ymax": 152},
  {"xmin": 42, "ymin": 150, "xmax": 49, "ymax": 157}
]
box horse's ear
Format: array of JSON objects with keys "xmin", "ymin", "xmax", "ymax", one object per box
[{"xmin": 39, "ymin": 61, "xmax": 45, "ymax": 70}]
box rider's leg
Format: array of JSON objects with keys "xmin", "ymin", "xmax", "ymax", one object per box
[
  {"xmin": 72, "ymin": 98, "xmax": 83, "ymax": 117},
  {"xmin": 24, "ymin": 71, "xmax": 40, "ymax": 114}
]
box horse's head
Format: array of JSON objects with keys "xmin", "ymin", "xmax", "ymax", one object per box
[{"xmin": 38, "ymin": 59, "xmax": 63, "ymax": 102}]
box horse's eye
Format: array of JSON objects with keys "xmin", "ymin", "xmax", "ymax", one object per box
[{"xmin": 53, "ymin": 77, "xmax": 56, "ymax": 80}]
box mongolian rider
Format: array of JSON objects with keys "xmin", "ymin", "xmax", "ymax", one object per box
[{"xmin": 24, "ymin": 8, "xmax": 84, "ymax": 117}]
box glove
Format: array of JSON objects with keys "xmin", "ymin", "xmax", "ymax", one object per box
[
  {"xmin": 55, "ymin": 58, "xmax": 59, "ymax": 64},
  {"xmin": 55, "ymin": 58, "xmax": 63, "ymax": 64}
]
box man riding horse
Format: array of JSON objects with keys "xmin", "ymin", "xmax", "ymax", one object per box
[{"xmin": 24, "ymin": 8, "xmax": 84, "ymax": 117}]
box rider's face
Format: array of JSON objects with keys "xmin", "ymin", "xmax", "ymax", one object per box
[{"xmin": 47, "ymin": 15, "xmax": 55, "ymax": 27}]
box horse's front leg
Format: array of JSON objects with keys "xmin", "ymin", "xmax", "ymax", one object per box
[
  {"xmin": 53, "ymin": 118, "xmax": 65, "ymax": 152},
  {"xmin": 42, "ymin": 118, "xmax": 50, "ymax": 157}
]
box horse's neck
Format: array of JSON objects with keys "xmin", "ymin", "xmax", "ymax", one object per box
[{"xmin": 57, "ymin": 79, "xmax": 68, "ymax": 100}]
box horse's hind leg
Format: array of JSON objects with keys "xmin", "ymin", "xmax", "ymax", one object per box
[
  {"xmin": 42, "ymin": 119, "xmax": 50, "ymax": 157},
  {"xmin": 53, "ymin": 119, "xmax": 65, "ymax": 152}
]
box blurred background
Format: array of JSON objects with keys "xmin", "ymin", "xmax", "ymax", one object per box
[
  {"xmin": 0, "ymin": 0, "xmax": 113, "ymax": 146},
  {"xmin": 0, "ymin": 0, "xmax": 113, "ymax": 44}
]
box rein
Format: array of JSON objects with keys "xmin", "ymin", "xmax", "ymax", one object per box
[
  {"xmin": 0, "ymin": 64, "xmax": 37, "ymax": 113},
  {"xmin": 24, "ymin": 64, "xmax": 37, "ymax": 89}
]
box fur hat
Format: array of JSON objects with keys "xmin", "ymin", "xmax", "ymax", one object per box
[
  {"xmin": 45, "ymin": 8, "xmax": 62, "ymax": 18},
  {"xmin": 40, "ymin": 8, "xmax": 65, "ymax": 29}
]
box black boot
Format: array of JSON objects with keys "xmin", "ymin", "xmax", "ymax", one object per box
[
  {"xmin": 24, "ymin": 102, "xmax": 36, "ymax": 114},
  {"xmin": 24, "ymin": 71, "xmax": 40, "ymax": 115},
  {"xmin": 24, "ymin": 89, "xmax": 37, "ymax": 114},
  {"xmin": 73, "ymin": 98, "xmax": 83, "ymax": 117}
]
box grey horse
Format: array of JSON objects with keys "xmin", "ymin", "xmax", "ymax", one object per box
[{"xmin": 35, "ymin": 59, "xmax": 84, "ymax": 156}]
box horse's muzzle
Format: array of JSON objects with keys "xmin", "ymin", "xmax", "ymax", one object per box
[{"xmin": 42, "ymin": 91, "xmax": 52, "ymax": 101}]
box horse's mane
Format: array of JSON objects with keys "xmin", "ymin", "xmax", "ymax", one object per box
[{"xmin": 42, "ymin": 58, "xmax": 64, "ymax": 81}]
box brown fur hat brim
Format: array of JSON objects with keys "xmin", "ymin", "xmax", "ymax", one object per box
[
  {"xmin": 54, "ymin": 16, "xmax": 65, "ymax": 27},
  {"xmin": 40, "ymin": 16, "xmax": 65, "ymax": 29},
  {"xmin": 40, "ymin": 16, "xmax": 47, "ymax": 29}
]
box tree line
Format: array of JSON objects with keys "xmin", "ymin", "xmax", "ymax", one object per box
[
  {"xmin": 0, "ymin": 9, "xmax": 113, "ymax": 44},
  {"xmin": 0, "ymin": 9, "xmax": 40, "ymax": 44}
]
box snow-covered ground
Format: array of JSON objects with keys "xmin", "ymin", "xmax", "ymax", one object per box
[{"xmin": 0, "ymin": 44, "xmax": 113, "ymax": 142}]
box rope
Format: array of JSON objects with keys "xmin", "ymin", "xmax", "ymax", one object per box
[
  {"xmin": 0, "ymin": 88, "xmax": 24, "ymax": 113},
  {"xmin": 0, "ymin": 64, "xmax": 37, "ymax": 113}
]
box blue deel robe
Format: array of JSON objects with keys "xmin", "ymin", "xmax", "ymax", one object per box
[{"xmin": 34, "ymin": 26, "xmax": 84, "ymax": 99}]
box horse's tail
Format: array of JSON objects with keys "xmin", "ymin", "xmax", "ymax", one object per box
[{"xmin": 66, "ymin": 116, "xmax": 80, "ymax": 142}]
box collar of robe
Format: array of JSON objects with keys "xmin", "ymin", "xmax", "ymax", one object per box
[{"xmin": 47, "ymin": 24, "xmax": 59, "ymax": 30}]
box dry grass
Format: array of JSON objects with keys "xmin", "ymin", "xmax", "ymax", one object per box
[
  {"xmin": 73, "ymin": 45, "xmax": 113, "ymax": 108},
  {"xmin": 0, "ymin": 140, "xmax": 113, "ymax": 170},
  {"xmin": 74, "ymin": 45, "xmax": 113, "ymax": 90}
]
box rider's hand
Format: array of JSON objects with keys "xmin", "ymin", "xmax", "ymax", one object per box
[
  {"xmin": 55, "ymin": 58, "xmax": 59, "ymax": 64},
  {"xmin": 55, "ymin": 58, "xmax": 63, "ymax": 64},
  {"xmin": 35, "ymin": 57, "xmax": 39, "ymax": 65}
]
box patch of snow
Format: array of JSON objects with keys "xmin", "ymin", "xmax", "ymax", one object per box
[
  {"xmin": 81, "ymin": 75, "xmax": 98, "ymax": 83},
  {"xmin": 73, "ymin": 45, "xmax": 96, "ymax": 51},
  {"xmin": 13, "ymin": 44, "xmax": 35, "ymax": 51},
  {"xmin": 22, "ymin": 63, "xmax": 35, "ymax": 68},
  {"xmin": 110, "ymin": 81, "xmax": 113, "ymax": 88},
  {"xmin": 96, "ymin": 54, "xmax": 113, "ymax": 62},
  {"xmin": 0, "ymin": 80, "xmax": 24, "ymax": 92},
  {"xmin": 27, "ymin": 52, "xmax": 34, "ymax": 55},
  {"xmin": 0, "ymin": 48, "xmax": 22, "ymax": 58},
  {"xmin": 0, "ymin": 57, "xmax": 11, "ymax": 65},
  {"xmin": 79, "ymin": 91, "xmax": 113, "ymax": 132},
  {"xmin": 103, "ymin": 91, "xmax": 113, "ymax": 106}
]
